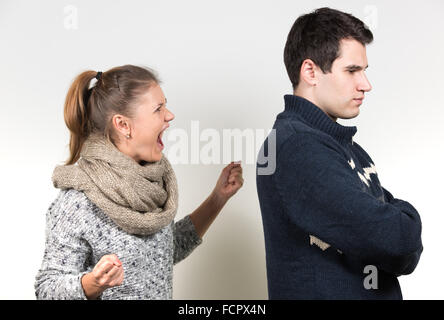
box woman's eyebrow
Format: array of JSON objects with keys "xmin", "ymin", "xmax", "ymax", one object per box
[{"xmin": 153, "ymin": 98, "xmax": 167, "ymax": 109}]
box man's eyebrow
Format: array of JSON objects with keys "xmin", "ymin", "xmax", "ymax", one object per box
[{"xmin": 344, "ymin": 64, "xmax": 369, "ymax": 71}]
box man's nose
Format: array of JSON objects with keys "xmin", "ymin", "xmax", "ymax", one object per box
[{"xmin": 358, "ymin": 73, "xmax": 372, "ymax": 93}]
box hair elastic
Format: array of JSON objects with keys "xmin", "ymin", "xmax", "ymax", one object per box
[{"xmin": 95, "ymin": 71, "xmax": 103, "ymax": 80}]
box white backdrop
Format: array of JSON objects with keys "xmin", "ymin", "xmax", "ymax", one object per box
[{"xmin": 0, "ymin": 0, "xmax": 443, "ymax": 299}]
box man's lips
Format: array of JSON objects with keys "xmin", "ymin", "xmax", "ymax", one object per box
[{"xmin": 353, "ymin": 97, "xmax": 364, "ymax": 104}]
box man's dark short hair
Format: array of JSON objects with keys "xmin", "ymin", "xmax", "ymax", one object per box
[{"xmin": 284, "ymin": 7, "xmax": 373, "ymax": 90}]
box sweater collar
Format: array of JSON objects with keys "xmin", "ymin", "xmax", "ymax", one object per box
[{"xmin": 284, "ymin": 94, "xmax": 357, "ymax": 144}]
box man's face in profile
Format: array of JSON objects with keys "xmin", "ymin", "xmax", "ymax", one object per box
[{"xmin": 315, "ymin": 38, "xmax": 372, "ymax": 121}]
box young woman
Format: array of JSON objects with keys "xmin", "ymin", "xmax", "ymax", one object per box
[{"xmin": 35, "ymin": 65, "xmax": 243, "ymax": 300}]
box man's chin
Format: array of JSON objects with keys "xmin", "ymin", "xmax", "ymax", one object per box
[{"xmin": 340, "ymin": 108, "xmax": 360, "ymax": 120}]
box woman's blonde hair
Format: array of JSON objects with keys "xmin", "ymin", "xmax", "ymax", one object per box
[{"xmin": 63, "ymin": 65, "xmax": 159, "ymax": 165}]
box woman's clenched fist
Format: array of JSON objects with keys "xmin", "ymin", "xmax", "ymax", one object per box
[{"xmin": 81, "ymin": 254, "xmax": 124, "ymax": 299}]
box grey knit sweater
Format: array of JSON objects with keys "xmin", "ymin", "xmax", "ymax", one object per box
[{"xmin": 35, "ymin": 189, "xmax": 202, "ymax": 300}]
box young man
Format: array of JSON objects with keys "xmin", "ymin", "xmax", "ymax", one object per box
[{"xmin": 256, "ymin": 7, "xmax": 423, "ymax": 299}]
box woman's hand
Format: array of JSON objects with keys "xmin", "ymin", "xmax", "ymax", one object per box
[
  {"xmin": 81, "ymin": 254, "xmax": 124, "ymax": 299},
  {"xmin": 212, "ymin": 161, "xmax": 244, "ymax": 203}
]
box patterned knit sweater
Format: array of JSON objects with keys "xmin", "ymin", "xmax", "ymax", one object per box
[
  {"xmin": 256, "ymin": 95, "xmax": 423, "ymax": 299},
  {"xmin": 35, "ymin": 189, "xmax": 202, "ymax": 300}
]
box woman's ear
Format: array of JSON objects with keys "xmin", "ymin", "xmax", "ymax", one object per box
[
  {"xmin": 299, "ymin": 59, "xmax": 318, "ymax": 87},
  {"xmin": 112, "ymin": 114, "xmax": 132, "ymax": 137}
]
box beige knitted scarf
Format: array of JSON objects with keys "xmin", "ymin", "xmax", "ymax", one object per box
[{"xmin": 52, "ymin": 133, "xmax": 178, "ymax": 236}]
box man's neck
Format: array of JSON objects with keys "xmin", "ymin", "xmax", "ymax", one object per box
[{"xmin": 292, "ymin": 90, "xmax": 337, "ymax": 122}]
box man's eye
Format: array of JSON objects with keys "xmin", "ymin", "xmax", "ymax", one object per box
[
  {"xmin": 348, "ymin": 70, "xmax": 356, "ymax": 73},
  {"xmin": 155, "ymin": 106, "xmax": 162, "ymax": 112}
]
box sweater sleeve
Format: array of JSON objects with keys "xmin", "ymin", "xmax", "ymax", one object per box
[
  {"xmin": 274, "ymin": 135, "xmax": 423, "ymax": 276},
  {"xmin": 35, "ymin": 194, "xmax": 92, "ymax": 300},
  {"xmin": 380, "ymin": 187, "xmax": 424, "ymax": 275},
  {"xmin": 172, "ymin": 215, "xmax": 202, "ymax": 265}
]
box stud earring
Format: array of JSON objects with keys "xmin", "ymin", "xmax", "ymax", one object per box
[{"xmin": 126, "ymin": 133, "xmax": 130, "ymax": 139}]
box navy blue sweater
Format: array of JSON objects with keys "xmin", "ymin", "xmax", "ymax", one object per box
[{"xmin": 256, "ymin": 95, "xmax": 423, "ymax": 300}]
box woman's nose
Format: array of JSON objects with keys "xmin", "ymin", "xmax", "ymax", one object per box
[{"xmin": 165, "ymin": 108, "xmax": 175, "ymax": 122}]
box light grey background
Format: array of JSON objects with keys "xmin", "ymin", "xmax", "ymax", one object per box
[{"xmin": 0, "ymin": 0, "xmax": 443, "ymax": 299}]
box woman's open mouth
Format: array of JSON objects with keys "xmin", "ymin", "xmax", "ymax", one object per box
[
  {"xmin": 157, "ymin": 126, "xmax": 169, "ymax": 150},
  {"xmin": 157, "ymin": 132, "xmax": 164, "ymax": 150}
]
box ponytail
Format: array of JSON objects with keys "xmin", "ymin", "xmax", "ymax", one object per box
[{"xmin": 63, "ymin": 70, "xmax": 97, "ymax": 165}]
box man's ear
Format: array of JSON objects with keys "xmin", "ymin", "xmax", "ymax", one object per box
[{"xmin": 299, "ymin": 59, "xmax": 319, "ymax": 87}]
